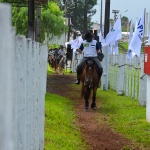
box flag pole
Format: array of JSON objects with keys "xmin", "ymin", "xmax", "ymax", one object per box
[{"xmin": 143, "ymin": 8, "xmax": 146, "ymax": 48}]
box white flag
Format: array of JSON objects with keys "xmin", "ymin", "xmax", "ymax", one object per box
[
  {"xmin": 127, "ymin": 20, "xmax": 134, "ymax": 59},
  {"xmin": 108, "ymin": 44, "xmax": 113, "ymax": 54},
  {"xmin": 105, "ymin": 16, "xmax": 122, "ymax": 45},
  {"xmin": 128, "ymin": 10, "xmax": 145, "ymax": 57}
]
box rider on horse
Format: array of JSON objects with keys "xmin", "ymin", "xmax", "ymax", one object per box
[
  {"xmin": 58, "ymin": 45, "xmax": 66, "ymax": 62},
  {"xmin": 74, "ymin": 31, "xmax": 103, "ymax": 87}
]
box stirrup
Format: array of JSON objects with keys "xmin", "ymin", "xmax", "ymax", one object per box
[
  {"xmin": 98, "ymin": 80, "xmax": 101, "ymax": 88},
  {"xmin": 74, "ymin": 80, "xmax": 80, "ymax": 85}
]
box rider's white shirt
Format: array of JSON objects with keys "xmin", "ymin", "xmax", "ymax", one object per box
[
  {"xmin": 58, "ymin": 49, "xmax": 65, "ymax": 56},
  {"xmin": 82, "ymin": 40, "xmax": 98, "ymax": 57}
]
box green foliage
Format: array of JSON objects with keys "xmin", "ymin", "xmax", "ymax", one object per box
[
  {"xmin": 118, "ymin": 42, "xmax": 128, "ymax": 53},
  {"xmin": 48, "ymin": 44, "xmax": 60, "ymax": 49},
  {"xmin": 45, "ymin": 93, "xmax": 86, "ymax": 150},
  {"xmin": 61, "ymin": 0, "xmax": 97, "ymax": 33},
  {"xmin": 121, "ymin": 16, "xmax": 129, "ymax": 32},
  {"xmin": 41, "ymin": 2, "xmax": 67, "ymax": 41},
  {"xmin": 11, "ymin": 2, "xmax": 67, "ymax": 42},
  {"xmin": 12, "ymin": 7, "xmax": 28, "ymax": 37}
]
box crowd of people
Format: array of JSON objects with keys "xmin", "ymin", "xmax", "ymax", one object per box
[{"xmin": 48, "ymin": 45, "xmax": 67, "ymax": 65}]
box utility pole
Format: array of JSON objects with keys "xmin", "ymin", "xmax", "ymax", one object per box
[
  {"xmin": 74, "ymin": 0, "xmax": 77, "ymax": 29},
  {"xmin": 35, "ymin": 6, "xmax": 41, "ymax": 42},
  {"xmin": 84, "ymin": 0, "xmax": 87, "ymax": 33},
  {"xmin": 100, "ymin": 0, "xmax": 102, "ymax": 32},
  {"xmin": 104, "ymin": 0, "xmax": 110, "ymax": 38},
  {"xmin": 28, "ymin": 0, "xmax": 34, "ymax": 40},
  {"xmin": 67, "ymin": 13, "xmax": 71, "ymax": 41}
]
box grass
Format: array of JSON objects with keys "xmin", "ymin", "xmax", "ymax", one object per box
[
  {"xmin": 47, "ymin": 63, "xmax": 73, "ymax": 75},
  {"xmin": 97, "ymin": 89, "xmax": 150, "ymax": 149},
  {"xmin": 44, "ymin": 93, "xmax": 87, "ymax": 150},
  {"xmin": 45, "ymin": 65, "xmax": 150, "ymax": 149}
]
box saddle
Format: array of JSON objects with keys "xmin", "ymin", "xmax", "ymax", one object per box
[{"xmin": 82, "ymin": 59, "xmax": 99, "ymax": 75}]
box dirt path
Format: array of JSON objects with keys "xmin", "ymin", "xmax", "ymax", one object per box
[{"xmin": 46, "ymin": 74, "xmax": 140, "ymax": 150}]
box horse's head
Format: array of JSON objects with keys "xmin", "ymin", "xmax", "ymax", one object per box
[{"xmin": 84, "ymin": 59, "xmax": 95, "ymax": 86}]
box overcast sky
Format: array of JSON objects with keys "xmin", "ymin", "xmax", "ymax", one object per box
[{"xmin": 92, "ymin": 0, "xmax": 150, "ymax": 24}]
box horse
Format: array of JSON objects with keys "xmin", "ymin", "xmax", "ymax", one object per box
[
  {"xmin": 80, "ymin": 59, "xmax": 101, "ymax": 112},
  {"xmin": 58, "ymin": 55, "xmax": 66, "ymax": 75},
  {"xmin": 48, "ymin": 52, "xmax": 59, "ymax": 73}
]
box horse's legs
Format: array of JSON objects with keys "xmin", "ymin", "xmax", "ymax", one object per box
[
  {"xmin": 91, "ymin": 87, "xmax": 97, "ymax": 110},
  {"xmin": 84, "ymin": 87, "xmax": 91, "ymax": 112}
]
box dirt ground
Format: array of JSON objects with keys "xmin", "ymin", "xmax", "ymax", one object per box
[{"xmin": 46, "ymin": 74, "xmax": 141, "ymax": 150}]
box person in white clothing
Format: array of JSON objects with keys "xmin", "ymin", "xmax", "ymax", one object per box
[{"xmin": 74, "ymin": 31, "xmax": 103, "ymax": 87}]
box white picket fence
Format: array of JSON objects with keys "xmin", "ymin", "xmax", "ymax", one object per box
[
  {"xmin": 108, "ymin": 54, "xmax": 146, "ymax": 104},
  {"xmin": 71, "ymin": 49, "xmax": 146, "ymax": 103},
  {"xmin": 0, "ymin": 3, "xmax": 48, "ymax": 150},
  {"xmin": 71, "ymin": 46, "xmax": 150, "ymax": 121}
]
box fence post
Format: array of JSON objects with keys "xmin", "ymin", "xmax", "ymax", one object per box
[
  {"xmin": 15, "ymin": 36, "xmax": 27, "ymax": 150},
  {"xmin": 39, "ymin": 44, "xmax": 48, "ymax": 149},
  {"xmin": 146, "ymin": 75, "xmax": 150, "ymax": 122},
  {"xmin": 101, "ymin": 45, "xmax": 109, "ymax": 90},
  {"xmin": 139, "ymin": 54, "xmax": 146, "ymax": 106},
  {"xmin": 26, "ymin": 39, "xmax": 34, "ymax": 150},
  {"xmin": 117, "ymin": 54, "xmax": 125, "ymax": 95},
  {"xmin": 0, "ymin": 3, "xmax": 16, "ymax": 150}
]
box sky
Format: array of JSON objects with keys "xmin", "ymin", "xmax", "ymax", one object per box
[{"xmin": 92, "ymin": 0, "xmax": 150, "ymax": 24}]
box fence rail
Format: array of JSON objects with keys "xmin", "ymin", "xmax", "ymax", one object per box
[{"xmin": 0, "ymin": 3, "xmax": 48, "ymax": 150}]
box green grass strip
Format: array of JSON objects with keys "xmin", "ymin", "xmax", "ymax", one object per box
[
  {"xmin": 44, "ymin": 93, "xmax": 86, "ymax": 150},
  {"xmin": 97, "ymin": 89, "xmax": 150, "ymax": 149}
]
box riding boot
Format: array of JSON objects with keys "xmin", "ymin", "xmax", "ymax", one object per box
[
  {"xmin": 97, "ymin": 79, "xmax": 101, "ymax": 88},
  {"xmin": 74, "ymin": 78, "xmax": 80, "ymax": 84},
  {"xmin": 74, "ymin": 68, "xmax": 81, "ymax": 84},
  {"xmin": 98, "ymin": 74, "xmax": 102, "ymax": 88}
]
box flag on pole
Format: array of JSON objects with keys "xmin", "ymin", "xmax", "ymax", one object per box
[
  {"xmin": 128, "ymin": 10, "xmax": 145, "ymax": 58},
  {"xmin": 128, "ymin": 20, "xmax": 133, "ymax": 44},
  {"xmin": 105, "ymin": 16, "xmax": 122, "ymax": 45},
  {"xmin": 108, "ymin": 44, "xmax": 113, "ymax": 54},
  {"xmin": 127, "ymin": 20, "xmax": 133, "ymax": 59}
]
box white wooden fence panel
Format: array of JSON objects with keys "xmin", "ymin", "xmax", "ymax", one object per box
[
  {"xmin": 26, "ymin": 39, "xmax": 34, "ymax": 150},
  {"xmin": 139, "ymin": 54, "xmax": 147, "ymax": 106},
  {"xmin": 0, "ymin": 3, "xmax": 48, "ymax": 150},
  {"xmin": 0, "ymin": 4, "xmax": 15, "ymax": 150},
  {"xmin": 39, "ymin": 44, "xmax": 48, "ymax": 150},
  {"xmin": 117, "ymin": 54, "xmax": 125, "ymax": 95},
  {"xmin": 15, "ymin": 36, "xmax": 27, "ymax": 150},
  {"xmin": 101, "ymin": 45, "xmax": 109, "ymax": 90}
]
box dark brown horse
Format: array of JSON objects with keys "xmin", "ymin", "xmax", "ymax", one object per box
[
  {"xmin": 48, "ymin": 53, "xmax": 59, "ymax": 72},
  {"xmin": 58, "ymin": 55, "xmax": 66, "ymax": 75},
  {"xmin": 80, "ymin": 59, "xmax": 101, "ymax": 112}
]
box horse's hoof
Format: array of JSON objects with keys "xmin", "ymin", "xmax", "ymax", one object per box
[
  {"xmin": 93, "ymin": 106, "xmax": 97, "ymax": 110},
  {"xmin": 84, "ymin": 108, "xmax": 88, "ymax": 112},
  {"xmin": 91, "ymin": 103, "xmax": 97, "ymax": 110}
]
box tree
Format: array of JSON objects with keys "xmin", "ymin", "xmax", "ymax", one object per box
[
  {"xmin": 121, "ymin": 16, "xmax": 129, "ymax": 32},
  {"xmin": 11, "ymin": 1, "xmax": 67, "ymax": 42},
  {"xmin": 60, "ymin": 0, "xmax": 97, "ymax": 33},
  {"xmin": 41, "ymin": 2, "xmax": 67, "ymax": 41}
]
